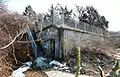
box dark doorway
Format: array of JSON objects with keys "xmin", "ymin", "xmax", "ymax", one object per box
[{"xmin": 50, "ymin": 39, "xmax": 55, "ymax": 59}]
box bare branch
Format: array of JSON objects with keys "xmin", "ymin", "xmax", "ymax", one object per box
[
  {"xmin": 0, "ymin": 31, "xmax": 24, "ymax": 50},
  {"xmin": 17, "ymin": 39, "xmax": 44, "ymax": 43},
  {"xmin": 98, "ymin": 66, "xmax": 105, "ymax": 77}
]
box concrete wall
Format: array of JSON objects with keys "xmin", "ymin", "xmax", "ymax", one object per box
[
  {"xmin": 62, "ymin": 27, "xmax": 105, "ymax": 57},
  {"xmin": 41, "ymin": 24, "xmax": 108, "ymax": 58}
]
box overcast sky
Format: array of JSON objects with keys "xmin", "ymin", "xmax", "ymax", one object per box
[{"xmin": 7, "ymin": 0, "xmax": 120, "ymax": 32}]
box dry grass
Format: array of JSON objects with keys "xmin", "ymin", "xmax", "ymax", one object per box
[
  {"xmin": 66, "ymin": 38, "xmax": 115, "ymax": 77},
  {"xmin": 0, "ymin": 3, "xmax": 33, "ymax": 76}
]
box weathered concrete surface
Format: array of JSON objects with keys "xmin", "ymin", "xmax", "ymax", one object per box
[
  {"xmin": 45, "ymin": 70, "xmax": 94, "ymax": 77},
  {"xmin": 63, "ymin": 29, "xmax": 105, "ymax": 57}
]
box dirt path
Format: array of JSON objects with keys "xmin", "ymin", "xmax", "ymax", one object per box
[{"xmin": 45, "ymin": 70, "xmax": 94, "ymax": 77}]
